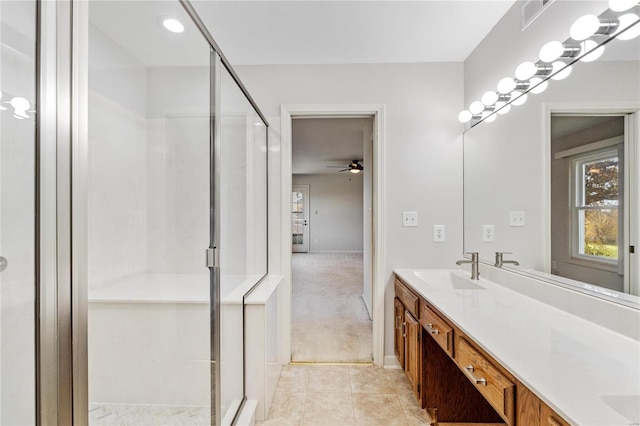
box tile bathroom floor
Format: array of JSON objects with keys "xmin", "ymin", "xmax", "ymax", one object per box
[{"xmin": 257, "ymin": 364, "xmax": 430, "ymax": 426}]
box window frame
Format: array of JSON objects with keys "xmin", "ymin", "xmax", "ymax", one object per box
[{"xmin": 568, "ymin": 146, "xmax": 622, "ymax": 271}]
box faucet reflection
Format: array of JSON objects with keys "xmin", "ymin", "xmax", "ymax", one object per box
[{"xmin": 495, "ymin": 252, "xmax": 520, "ymax": 268}]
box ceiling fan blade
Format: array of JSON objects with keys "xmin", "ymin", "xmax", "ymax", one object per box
[
  {"xmin": 326, "ymin": 165, "xmax": 347, "ymax": 168},
  {"xmin": 338, "ymin": 168, "xmax": 349, "ymax": 172}
]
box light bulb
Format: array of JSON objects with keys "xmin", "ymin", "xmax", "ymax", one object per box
[
  {"xmin": 539, "ymin": 41, "xmax": 564, "ymax": 62},
  {"xmin": 485, "ymin": 113, "xmax": 497, "ymax": 123},
  {"xmin": 570, "ymin": 15, "xmax": 600, "ymax": 40},
  {"xmin": 497, "ymin": 103, "xmax": 511, "ymax": 115},
  {"xmin": 10, "ymin": 97, "xmax": 30, "ymax": 119},
  {"xmin": 580, "ymin": 40, "xmax": 605, "ymax": 62},
  {"xmin": 349, "ymin": 168, "xmax": 360, "ymax": 174},
  {"xmin": 162, "ymin": 18, "xmax": 185, "ymax": 33},
  {"xmin": 0, "ymin": 90, "xmax": 6, "ymax": 111},
  {"xmin": 458, "ymin": 110, "xmax": 472, "ymax": 123},
  {"xmin": 481, "ymin": 91, "xmax": 499, "ymax": 106},
  {"xmin": 551, "ymin": 61, "xmax": 572, "ymax": 80},
  {"xmin": 609, "ymin": 0, "xmax": 638, "ymax": 12},
  {"xmin": 511, "ymin": 91, "xmax": 528, "ymax": 106},
  {"xmin": 469, "ymin": 101, "xmax": 485, "ymax": 115},
  {"xmin": 497, "ymin": 77, "xmax": 516, "ymax": 94},
  {"xmin": 515, "ymin": 61, "xmax": 537, "ymax": 80},
  {"xmin": 529, "ymin": 77, "xmax": 548, "ymax": 94},
  {"xmin": 615, "ymin": 13, "xmax": 640, "ymax": 39}
]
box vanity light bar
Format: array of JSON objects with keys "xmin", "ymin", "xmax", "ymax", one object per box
[{"xmin": 458, "ymin": 4, "xmax": 640, "ymax": 125}]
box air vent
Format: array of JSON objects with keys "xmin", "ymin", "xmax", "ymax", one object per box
[{"xmin": 522, "ymin": 0, "xmax": 555, "ymax": 30}]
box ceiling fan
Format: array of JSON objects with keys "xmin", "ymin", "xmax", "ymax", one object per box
[{"xmin": 326, "ymin": 160, "xmax": 364, "ymax": 174}]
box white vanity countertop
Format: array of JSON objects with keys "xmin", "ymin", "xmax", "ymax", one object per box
[{"xmin": 393, "ymin": 268, "xmax": 640, "ymax": 426}]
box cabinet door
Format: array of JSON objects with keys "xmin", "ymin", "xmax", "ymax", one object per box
[
  {"xmin": 404, "ymin": 310, "xmax": 422, "ymax": 400},
  {"xmin": 394, "ymin": 298, "xmax": 405, "ymax": 369}
]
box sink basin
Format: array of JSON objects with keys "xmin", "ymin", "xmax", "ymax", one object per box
[{"xmin": 413, "ymin": 270, "xmax": 485, "ymax": 290}]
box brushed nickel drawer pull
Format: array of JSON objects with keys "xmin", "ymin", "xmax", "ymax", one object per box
[
  {"xmin": 426, "ymin": 323, "xmax": 440, "ymax": 334},
  {"xmin": 464, "ymin": 365, "xmax": 487, "ymax": 385},
  {"xmin": 402, "ymin": 322, "xmax": 407, "ymax": 338}
]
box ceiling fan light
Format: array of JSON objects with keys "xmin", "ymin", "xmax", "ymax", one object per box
[{"xmin": 349, "ymin": 168, "xmax": 360, "ymax": 174}]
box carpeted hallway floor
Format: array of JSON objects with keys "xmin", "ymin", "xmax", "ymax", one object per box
[{"xmin": 291, "ymin": 252, "xmax": 372, "ymax": 363}]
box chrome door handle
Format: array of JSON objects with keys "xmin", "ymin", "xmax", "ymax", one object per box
[
  {"xmin": 0, "ymin": 256, "xmax": 7, "ymax": 272},
  {"xmin": 464, "ymin": 365, "xmax": 487, "ymax": 385}
]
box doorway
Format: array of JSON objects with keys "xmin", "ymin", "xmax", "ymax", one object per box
[{"xmin": 290, "ymin": 116, "xmax": 373, "ymax": 363}]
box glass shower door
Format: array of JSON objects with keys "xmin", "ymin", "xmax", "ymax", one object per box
[
  {"xmin": 0, "ymin": 1, "xmax": 37, "ymax": 424},
  {"xmin": 85, "ymin": 2, "xmax": 212, "ymax": 424}
]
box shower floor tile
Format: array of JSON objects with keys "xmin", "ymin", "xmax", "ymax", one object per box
[{"xmin": 89, "ymin": 403, "xmax": 210, "ymax": 426}]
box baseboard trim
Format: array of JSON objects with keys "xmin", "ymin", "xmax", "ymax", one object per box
[{"xmin": 384, "ymin": 355, "xmax": 401, "ymax": 368}]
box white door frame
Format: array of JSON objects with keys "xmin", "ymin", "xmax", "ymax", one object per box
[
  {"xmin": 291, "ymin": 184, "xmax": 310, "ymax": 253},
  {"xmin": 281, "ymin": 104, "xmax": 385, "ymax": 365}
]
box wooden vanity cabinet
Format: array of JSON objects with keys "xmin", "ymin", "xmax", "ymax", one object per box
[
  {"xmin": 393, "ymin": 273, "xmax": 572, "ymax": 426},
  {"xmin": 394, "ymin": 278, "xmax": 423, "ymax": 403},
  {"xmin": 394, "ymin": 297, "xmax": 405, "ymax": 369}
]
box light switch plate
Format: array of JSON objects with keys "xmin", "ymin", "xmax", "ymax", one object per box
[
  {"xmin": 509, "ymin": 211, "xmax": 525, "ymax": 227},
  {"xmin": 433, "ymin": 225, "xmax": 445, "ymax": 242},
  {"xmin": 482, "ymin": 225, "xmax": 495, "ymax": 242},
  {"xmin": 403, "ymin": 212, "xmax": 418, "ymax": 227}
]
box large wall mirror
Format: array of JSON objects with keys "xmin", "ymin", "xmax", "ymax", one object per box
[{"xmin": 463, "ymin": 3, "xmax": 640, "ymax": 309}]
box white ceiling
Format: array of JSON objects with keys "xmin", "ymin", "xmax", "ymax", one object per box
[
  {"xmin": 292, "ymin": 117, "xmax": 372, "ymax": 174},
  {"xmin": 191, "ymin": 0, "xmax": 518, "ymax": 65},
  {"xmin": 89, "ymin": 0, "xmax": 518, "ymax": 67}
]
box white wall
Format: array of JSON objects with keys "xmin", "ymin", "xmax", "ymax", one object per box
[
  {"xmin": 88, "ymin": 25, "xmax": 149, "ymax": 288},
  {"xmin": 235, "ymin": 62, "xmax": 465, "ymax": 361},
  {"xmin": 292, "ymin": 174, "xmax": 364, "ymax": 252}
]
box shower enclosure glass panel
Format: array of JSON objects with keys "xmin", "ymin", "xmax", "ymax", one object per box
[
  {"xmin": 86, "ymin": 2, "xmax": 211, "ymax": 424},
  {"xmin": 218, "ymin": 64, "xmax": 268, "ymax": 422},
  {"xmin": 0, "ymin": 1, "xmax": 36, "ymax": 424}
]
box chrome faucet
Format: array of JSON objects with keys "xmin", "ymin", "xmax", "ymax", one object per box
[
  {"xmin": 495, "ymin": 252, "xmax": 519, "ymax": 268},
  {"xmin": 456, "ymin": 252, "xmax": 480, "ymax": 280}
]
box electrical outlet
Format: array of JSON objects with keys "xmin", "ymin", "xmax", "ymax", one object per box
[
  {"xmin": 509, "ymin": 211, "xmax": 525, "ymax": 227},
  {"xmin": 482, "ymin": 225, "xmax": 495, "ymax": 242},
  {"xmin": 402, "ymin": 212, "xmax": 418, "ymax": 227},
  {"xmin": 433, "ymin": 225, "xmax": 445, "ymax": 242}
]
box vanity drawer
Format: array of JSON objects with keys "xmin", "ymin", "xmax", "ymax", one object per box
[
  {"xmin": 420, "ymin": 303, "xmax": 453, "ymax": 356},
  {"xmin": 455, "ymin": 337, "xmax": 515, "ymax": 425},
  {"xmin": 541, "ymin": 402, "xmax": 570, "ymax": 426},
  {"xmin": 395, "ymin": 278, "xmax": 420, "ymax": 318}
]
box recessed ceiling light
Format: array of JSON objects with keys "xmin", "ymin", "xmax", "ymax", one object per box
[{"xmin": 162, "ymin": 18, "xmax": 184, "ymax": 33}]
